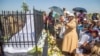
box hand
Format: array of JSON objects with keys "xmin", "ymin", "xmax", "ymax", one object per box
[
  {"xmin": 63, "ymin": 21, "xmax": 67, "ymax": 25},
  {"xmin": 91, "ymin": 41, "xmax": 95, "ymax": 45}
]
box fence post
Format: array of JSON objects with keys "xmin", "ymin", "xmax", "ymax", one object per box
[
  {"xmin": 33, "ymin": 7, "xmax": 38, "ymax": 56},
  {"xmin": 0, "ymin": 41, "xmax": 4, "ymax": 56},
  {"xmin": 0, "ymin": 11, "xmax": 4, "ymax": 56}
]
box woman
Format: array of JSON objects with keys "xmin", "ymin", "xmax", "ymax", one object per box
[
  {"xmin": 43, "ymin": 11, "xmax": 47, "ymax": 30},
  {"xmin": 78, "ymin": 10, "xmax": 86, "ymax": 24},
  {"xmin": 63, "ymin": 8, "xmax": 67, "ymax": 18},
  {"xmin": 59, "ymin": 15, "xmax": 66, "ymax": 38},
  {"xmin": 88, "ymin": 30, "xmax": 100, "ymax": 56},
  {"xmin": 47, "ymin": 10, "xmax": 55, "ymax": 36},
  {"xmin": 62, "ymin": 13, "xmax": 78, "ymax": 56}
]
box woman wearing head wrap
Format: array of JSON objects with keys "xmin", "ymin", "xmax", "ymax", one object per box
[{"xmin": 62, "ymin": 13, "xmax": 78, "ymax": 56}]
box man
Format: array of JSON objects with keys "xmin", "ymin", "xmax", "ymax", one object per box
[
  {"xmin": 63, "ymin": 8, "xmax": 67, "ymax": 18},
  {"xmin": 76, "ymin": 29, "xmax": 100, "ymax": 56},
  {"xmin": 76, "ymin": 26, "xmax": 91, "ymax": 56}
]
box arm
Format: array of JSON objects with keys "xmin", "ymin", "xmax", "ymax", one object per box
[
  {"xmin": 66, "ymin": 19, "xmax": 76, "ymax": 29},
  {"xmin": 82, "ymin": 41, "xmax": 89, "ymax": 47},
  {"xmin": 79, "ymin": 34, "xmax": 90, "ymax": 48}
]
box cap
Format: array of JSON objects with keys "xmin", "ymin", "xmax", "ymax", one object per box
[{"xmin": 68, "ymin": 13, "xmax": 74, "ymax": 17}]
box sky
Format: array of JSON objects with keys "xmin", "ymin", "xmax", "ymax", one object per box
[{"xmin": 0, "ymin": 0, "xmax": 100, "ymax": 13}]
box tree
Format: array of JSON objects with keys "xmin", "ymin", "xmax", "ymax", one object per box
[
  {"xmin": 87, "ymin": 13, "xmax": 92, "ymax": 19},
  {"xmin": 22, "ymin": 2, "xmax": 29, "ymax": 12}
]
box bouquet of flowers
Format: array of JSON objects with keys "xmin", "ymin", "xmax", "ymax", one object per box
[{"xmin": 48, "ymin": 32, "xmax": 62, "ymax": 56}]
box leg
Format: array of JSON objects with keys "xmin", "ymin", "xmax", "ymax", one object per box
[
  {"xmin": 75, "ymin": 53, "xmax": 84, "ymax": 56},
  {"xmin": 62, "ymin": 52, "xmax": 70, "ymax": 56}
]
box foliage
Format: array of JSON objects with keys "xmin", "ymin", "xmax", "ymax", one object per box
[
  {"xmin": 22, "ymin": 2, "xmax": 29, "ymax": 12},
  {"xmin": 28, "ymin": 46, "xmax": 42, "ymax": 56}
]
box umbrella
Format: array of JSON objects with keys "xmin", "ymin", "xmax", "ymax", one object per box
[
  {"xmin": 73, "ymin": 7, "xmax": 87, "ymax": 12},
  {"xmin": 54, "ymin": 13, "xmax": 60, "ymax": 20},
  {"xmin": 49, "ymin": 6, "xmax": 63, "ymax": 15}
]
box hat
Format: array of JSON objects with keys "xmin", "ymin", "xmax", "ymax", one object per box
[
  {"xmin": 68, "ymin": 13, "xmax": 74, "ymax": 17},
  {"xmin": 83, "ymin": 18, "xmax": 87, "ymax": 21},
  {"xmin": 66, "ymin": 11, "xmax": 70, "ymax": 14},
  {"xmin": 89, "ymin": 30, "xmax": 99, "ymax": 36}
]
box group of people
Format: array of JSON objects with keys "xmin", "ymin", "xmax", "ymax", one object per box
[
  {"xmin": 76, "ymin": 12, "xmax": 100, "ymax": 56},
  {"xmin": 43, "ymin": 8, "xmax": 100, "ymax": 56}
]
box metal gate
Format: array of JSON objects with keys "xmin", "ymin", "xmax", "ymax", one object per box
[{"xmin": 0, "ymin": 8, "xmax": 44, "ymax": 56}]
